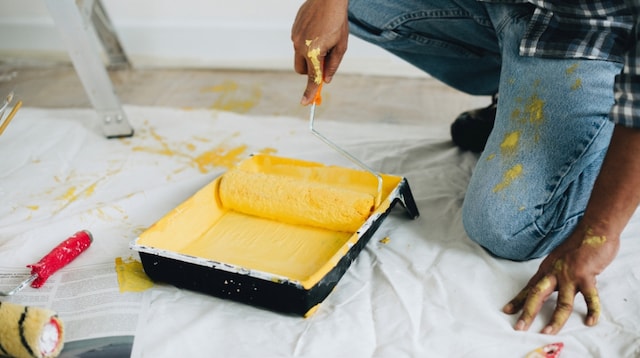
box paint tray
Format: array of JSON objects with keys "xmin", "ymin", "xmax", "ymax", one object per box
[{"xmin": 130, "ymin": 154, "xmax": 419, "ymax": 316}]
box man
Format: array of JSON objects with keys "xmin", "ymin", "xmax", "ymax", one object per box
[{"xmin": 291, "ymin": 0, "xmax": 640, "ymax": 334}]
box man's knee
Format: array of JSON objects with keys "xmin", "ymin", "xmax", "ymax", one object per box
[{"xmin": 461, "ymin": 195, "xmax": 545, "ymax": 261}]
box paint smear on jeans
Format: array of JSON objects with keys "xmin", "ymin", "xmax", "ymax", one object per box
[
  {"xmin": 500, "ymin": 131, "xmax": 520, "ymax": 156},
  {"xmin": 571, "ymin": 78, "xmax": 582, "ymax": 91},
  {"xmin": 566, "ymin": 63, "xmax": 579, "ymax": 75},
  {"xmin": 493, "ymin": 164, "xmax": 523, "ymax": 192}
]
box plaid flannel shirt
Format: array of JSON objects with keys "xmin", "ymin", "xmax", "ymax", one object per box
[{"xmin": 481, "ymin": 0, "xmax": 640, "ymax": 127}]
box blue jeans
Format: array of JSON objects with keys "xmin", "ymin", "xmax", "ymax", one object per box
[{"xmin": 348, "ymin": 0, "xmax": 622, "ymax": 260}]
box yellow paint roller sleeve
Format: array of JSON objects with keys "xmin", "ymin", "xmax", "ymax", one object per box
[
  {"xmin": 0, "ymin": 302, "xmax": 64, "ymax": 358},
  {"xmin": 219, "ymin": 169, "xmax": 374, "ymax": 232}
]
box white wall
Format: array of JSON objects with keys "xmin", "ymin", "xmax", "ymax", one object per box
[{"xmin": 0, "ymin": 0, "xmax": 425, "ymax": 77}]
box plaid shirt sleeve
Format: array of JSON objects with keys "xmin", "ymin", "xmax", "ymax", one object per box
[{"xmin": 611, "ymin": 1, "xmax": 640, "ymax": 127}]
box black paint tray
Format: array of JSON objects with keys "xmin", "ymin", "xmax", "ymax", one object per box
[{"xmin": 130, "ymin": 155, "xmax": 419, "ymax": 316}]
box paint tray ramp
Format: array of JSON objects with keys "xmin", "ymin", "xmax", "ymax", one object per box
[{"xmin": 130, "ymin": 154, "xmax": 419, "ymax": 316}]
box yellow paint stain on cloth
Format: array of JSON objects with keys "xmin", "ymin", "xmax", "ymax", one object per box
[
  {"xmin": 493, "ymin": 164, "xmax": 523, "ymax": 192},
  {"xmin": 132, "ymin": 128, "xmax": 185, "ymax": 158},
  {"xmin": 194, "ymin": 144, "xmax": 248, "ymax": 172},
  {"xmin": 115, "ymin": 257, "xmax": 154, "ymax": 293},
  {"xmin": 26, "ymin": 205, "xmax": 39, "ymax": 211},
  {"xmin": 57, "ymin": 183, "xmax": 97, "ymax": 204}
]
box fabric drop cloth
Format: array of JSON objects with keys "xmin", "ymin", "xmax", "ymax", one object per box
[{"xmin": 0, "ymin": 106, "xmax": 638, "ymax": 357}]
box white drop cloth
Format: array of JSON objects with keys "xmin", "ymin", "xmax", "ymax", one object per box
[{"xmin": 0, "ymin": 106, "xmax": 638, "ymax": 357}]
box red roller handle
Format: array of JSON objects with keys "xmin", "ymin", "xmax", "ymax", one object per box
[{"xmin": 27, "ymin": 230, "xmax": 93, "ymax": 288}]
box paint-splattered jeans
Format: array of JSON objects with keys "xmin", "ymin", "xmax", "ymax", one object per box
[{"xmin": 348, "ymin": 0, "xmax": 623, "ymax": 260}]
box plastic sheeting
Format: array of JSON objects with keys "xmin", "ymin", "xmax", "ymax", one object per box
[{"xmin": 0, "ymin": 106, "xmax": 639, "ymax": 357}]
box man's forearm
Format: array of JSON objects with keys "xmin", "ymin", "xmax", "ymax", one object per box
[{"xmin": 581, "ymin": 124, "xmax": 640, "ymax": 238}]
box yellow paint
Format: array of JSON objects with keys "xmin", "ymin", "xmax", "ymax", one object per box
[
  {"xmin": 537, "ymin": 276, "xmax": 552, "ymax": 291},
  {"xmin": 136, "ymin": 154, "xmax": 401, "ymax": 289},
  {"xmin": 132, "ymin": 128, "xmax": 181, "ymax": 157},
  {"xmin": 26, "ymin": 205, "xmax": 39, "ymax": 211},
  {"xmin": 202, "ymin": 80, "xmax": 261, "ymax": 113},
  {"xmin": 259, "ymin": 147, "xmax": 278, "ymax": 155},
  {"xmin": 552, "ymin": 258, "xmax": 565, "ymax": 273},
  {"xmin": 500, "ymin": 131, "xmax": 520, "ymax": 156},
  {"xmin": 571, "ymin": 78, "xmax": 582, "ymax": 91},
  {"xmin": 379, "ymin": 237, "xmax": 390, "ymax": 244},
  {"xmin": 194, "ymin": 144, "xmax": 247, "ymax": 172},
  {"xmin": 524, "ymin": 94, "xmax": 545, "ymax": 125},
  {"xmin": 566, "ymin": 63, "xmax": 579, "ymax": 75},
  {"xmin": 306, "ymin": 40, "xmax": 323, "ymax": 85},
  {"xmin": 486, "ymin": 153, "xmax": 496, "ymax": 161},
  {"xmin": 493, "ymin": 164, "xmax": 523, "ymax": 192},
  {"xmin": 583, "ymin": 233, "xmax": 607, "ymax": 247},
  {"xmin": 115, "ymin": 257, "xmax": 154, "ymax": 293}
]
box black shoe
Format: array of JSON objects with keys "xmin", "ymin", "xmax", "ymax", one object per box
[{"xmin": 450, "ymin": 94, "xmax": 497, "ymax": 153}]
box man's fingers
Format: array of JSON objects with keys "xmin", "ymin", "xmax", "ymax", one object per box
[
  {"xmin": 583, "ymin": 285, "xmax": 601, "ymax": 326},
  {"xmin": 515, "ymin": 276, "xmax": 556, "ymax": 331},
  {"xmin": 542, "ymin": 284, "xmax": 576, "ymax": 334},
  {"xmin": 294, "ymin": 54, "xmax": 308, "ymax": 76},
  {"xmin": 301, "ymin": 75, "xmax": 321, "ymax": 105},
  {"xmin": 323, "ymin": 44, "xmax": 346, "ymax": 83},
  {"xmin": 503, "ymin": 287, "xmax": 529, "ymax": 314}
]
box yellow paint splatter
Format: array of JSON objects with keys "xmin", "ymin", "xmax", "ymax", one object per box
[
  {"xmin": 194, "ymin": 144, "xmax": 248, "ymax": 172},
  {"xmin": 201, "ymin": 80, "xmax": 262, "ymax": 113},
  {"xmin": 115, "ymin": 257, "xmax": 154, "ymax": 293},
  {"xmin": 500, "ymin": 131, "xmax": 520, "ymax": 156},
  {"xmin": 583, "ymin": 233, "xmax": 606, "ymax": 247},
  {"xmin": 26, "ymin": 205, "xmax": 39, "ymax": 211},
  {"xmin": 306, "ymin": 39, "xmax": 323, "ymax": 85},
  {"xmin": 58, "ymin": 186, "xmax": 78, "ymax": 202},
  {"xmin": 571, "ymin": 78, "xmax": 582, "ymax": 91},
  {"xmin": 524, "ymin": 94, "xmax": 545, "ymax": 125},
  {"xmin": 493, "ymin": 164, "xmax": 523, "ymax": 192},
  {"xmin": 552, "ymin": 258, "xmax": 566, "ymax": 273},
  {"xmin": 486, "ymin": 153, "xmax": 496, "ymax": 161},
  {"xmin": 379, "ymin": 237, "xmax": 390, "ymax": 244},
  {"xmin": 259, "ymin": 147, "xmax": 278, "ymax": 155},
  {"xmin": 566, "ymin": 63, "xmax": 579, "ymax": 75},
  {"xmin": 132, "ymin": 128, "xmax": 182, "ymax": 157}
]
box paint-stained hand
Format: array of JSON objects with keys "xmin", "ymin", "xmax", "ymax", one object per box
[
  {"xmin": 503, "ymin": 225, "xmax": 619, "ymax": 334},
  {"xmin": 291, "ymin": 0, "xmax": 349, "ymax": 105}
]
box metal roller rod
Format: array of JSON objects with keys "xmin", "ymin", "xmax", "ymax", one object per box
[{"xmin": 309, "ymin": 102, "xmax": 383, "ymax": 207}]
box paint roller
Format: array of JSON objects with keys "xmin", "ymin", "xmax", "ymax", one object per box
[
  {"xmin": 0, "ymin": 301, "xmax": 64, "ymax": 358},
  {"xmin": 218, "ymin": 81, "xmax": 383, "ymax": 233}
]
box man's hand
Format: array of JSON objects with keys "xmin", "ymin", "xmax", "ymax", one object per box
[
  {"xmin": 504, "ymin": 125, "xmax": 640, "ymax": 334},
  {"xmin": 502, "ymin": 225, "xmax": 619, "ymax": 334},
  {"xmin": 291, "ymin": 0, "xmax": 349, "ymax": 105}
]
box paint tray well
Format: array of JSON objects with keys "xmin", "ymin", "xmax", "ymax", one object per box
[{"xmin": 130, "ymin": 154, "xmax": 419, "ymax": 316}]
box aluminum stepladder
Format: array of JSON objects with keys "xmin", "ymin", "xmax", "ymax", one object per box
[{"xmin": 45, "ymin": 0, "xmax": 134, "ymax": 138}]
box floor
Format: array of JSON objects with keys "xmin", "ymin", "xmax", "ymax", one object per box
[{"xmin": 0, "ymin": 64, "xmax": 490, "ymax": 131}]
